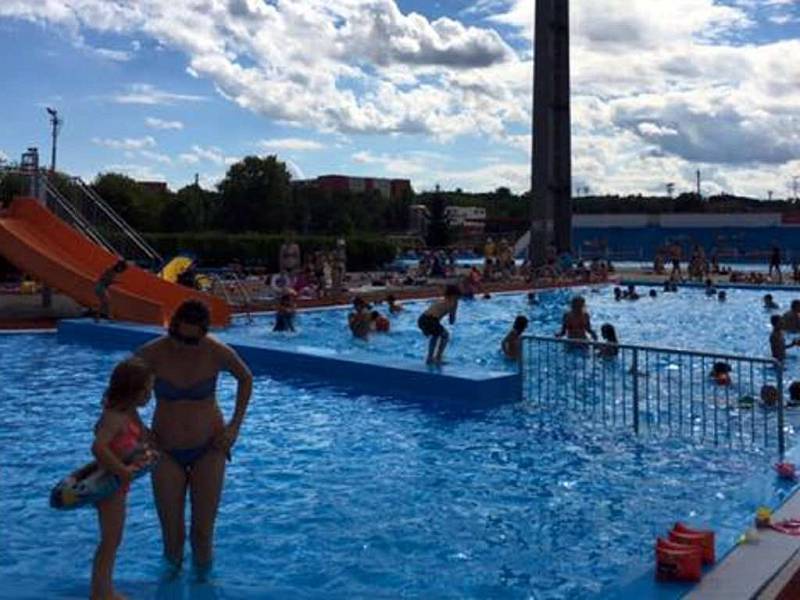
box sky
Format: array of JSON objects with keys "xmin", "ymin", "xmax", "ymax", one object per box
[{"xmin": 0, "ymin": 0, "xmax": 798, "ymax": 197}]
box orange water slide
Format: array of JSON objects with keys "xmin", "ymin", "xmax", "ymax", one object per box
[{"xmin": 0, "ymin": 197, "xmax": 231, "ymax": 327}]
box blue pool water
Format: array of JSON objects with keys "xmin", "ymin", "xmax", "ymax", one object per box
[
  {"xmin": 2, "ymin": 286, "xmax": 800, "ymax": 599},
  {"xmin": 223, "ymin": 285, "xmax": 800, "ymax": 381}
]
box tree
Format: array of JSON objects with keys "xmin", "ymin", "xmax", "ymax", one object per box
[
  {"xmin": 216, "ymin": 155, "xmax": 292, "ymax": 232},
  {"xmin": 425, "ymin": 191, "xmax": 451, "ymax": 247},
  {"xmin": 161, "ymin": 184, "xmax": 220, "ymax": 232}
]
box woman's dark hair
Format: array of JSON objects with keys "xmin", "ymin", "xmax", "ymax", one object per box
[
  {"xmin": 513, "ymin": 315, "xmax": 529, "ymax": 332},
  {"xmin": 103, "ymin": 356, "xmax": 152, "ymax": 410},
  {"xmin": 772, "ymin": 315, "xmax": 782, "ymax": 328},
  {"xmin": 168, "ymin": 300, "xmax": 210, "ymax": 337},
  {"xmin": 712, "ymin": 361, "xmax": 732, "ymax": 375},
  {"xmin": 601, "ymin": 323, "xmax": 617, "ymax": 343},
  {"xmin": 445, "ymin": 284, "xmax": 461, "ymax": 298}
]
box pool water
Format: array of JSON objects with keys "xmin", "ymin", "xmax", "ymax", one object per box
[
  {"xmin": 1, "ymin": 327, "xmax": 799, "ymax": 599},
  {"xmin": 224, "ymin": 285, "xmax": 800, "ymax": 382}
]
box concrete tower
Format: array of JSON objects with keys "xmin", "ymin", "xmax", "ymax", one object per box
[{"xmin": 530, "ymin": 0, "xmax": 572, "ymax": 264}]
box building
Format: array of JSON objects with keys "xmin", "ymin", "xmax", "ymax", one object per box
[
  {"xmin": 445, "ymin": 206, "xmax": 486, "ymax": 235},
  {"xmin": 295, "ymin": 175, "xmax": 413, "ymax": 201},
  {"xmin": 137, "ymin": 181, "xmax": 169, "ymax": 195}
]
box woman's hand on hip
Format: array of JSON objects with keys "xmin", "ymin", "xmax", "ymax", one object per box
[{"xmin": 213, "ymin": 422, "xmax": 240, "ymax": 453}]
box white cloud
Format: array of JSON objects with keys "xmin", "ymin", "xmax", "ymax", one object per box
[
  {"xmin": 139, "ymin": 150, "xmax": 172, "ymax": 164},
  {"xmin": 145, "ymin": 117, "xmax": 184, "ymax": 130},
  {"xmin": 1, "ymin": 0, "xmax": 798, "ymax": 195},
  {"xmin": 179, "ymin": 145, "xmax": 238, "ymax": 167},
  {"xmin": 92, "ymin": 136, "xmax": 156, "ymax": 151},
  {"xmin": 113, "ymin": 83, "xmax": 206, "ymax": 105},
  {"xmin": 257, "ymin": 138, "xmax": 325, "ymax": 152},
  {"xmin": 0, "ymin": 149, "xmax": 8, "ymax": 163},
  {"xmin": 102, "ymin": 163, "xmax": 165, "ymax": 182}
]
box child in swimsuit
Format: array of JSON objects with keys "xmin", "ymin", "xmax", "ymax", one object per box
[
  {"xmin": 90, "ymin": 357, "xmax": 155, "ymax": 600},
  {"xmin": 418, "ymin": 284, "xmax": 460, "ymax": 365},
  {"xmin": 348, "ymin": 297, "xmax": 372, "ymax": 339},
  {"xmin": 273, "ymin": 293, "xmax": 296, "ymax": 332},
  {"xmin": 386, "ymin": 294, "xmax": 404, "ymax": 314}
]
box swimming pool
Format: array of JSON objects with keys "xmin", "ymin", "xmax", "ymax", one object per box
[
  {"xmin": 222, "ymin": 285, "xmax": 800, "ymax": 381},
  {"xmin": 3, "ymin": 286, "xmax": 800, "ymax": 599}
]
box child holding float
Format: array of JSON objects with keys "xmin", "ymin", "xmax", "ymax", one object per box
[{"xmin": 89, "ymin": 357, "xmax": 157, "ymax": 600}]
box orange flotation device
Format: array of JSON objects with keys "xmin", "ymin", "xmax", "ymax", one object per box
[
  {"xmin": 671, "ymin": 523, "xmax": 715, "ymax": 565},
  {"xmin": 655, "ymin": 538, "xmax": 702, "ymax": 582},
  {"xmin": 375, "ymin": 316, "xmax": 390, "ymax": 333}
]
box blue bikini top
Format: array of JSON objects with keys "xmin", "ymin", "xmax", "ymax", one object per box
[{"xmin": 154, "ymin": 376, "xmax": 217, "ymax": 402}]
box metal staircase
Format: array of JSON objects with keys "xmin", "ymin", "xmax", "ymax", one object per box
[{"xmin": 2, "ymin": 163, "xmax": 163, "ymax": 267}]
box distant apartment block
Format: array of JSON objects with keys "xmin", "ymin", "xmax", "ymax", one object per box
[
  {"xmin": 445, "ymin": 206, "xmax": 486, "ymax": 234},
  {"xmin": 295, "ymin": 175, "xmax": 413, "ymax": 201}
]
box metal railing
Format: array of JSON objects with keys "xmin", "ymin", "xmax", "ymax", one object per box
[
  {"xmin": 520, "ymin": 336, "xmax": 786, "ymax": 458},
  {"xmin": 208, "ymin": 272, "xmax": 254, "ymax": 323}
]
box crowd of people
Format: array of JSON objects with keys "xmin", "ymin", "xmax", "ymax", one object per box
[{"xmin": 654, "ymin": 242, "xmax": 800, "ymax": 285}]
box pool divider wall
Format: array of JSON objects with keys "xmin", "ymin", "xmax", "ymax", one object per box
[{"xmin": 57, "ymin": 320, "xmax": 520, "ymax": 406}]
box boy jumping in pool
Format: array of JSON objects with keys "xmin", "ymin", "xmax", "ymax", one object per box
[{"xmin": 418, "ymin": 284, "xmax": 460, "ymax": 365}]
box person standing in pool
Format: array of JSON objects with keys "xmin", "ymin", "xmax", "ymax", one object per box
[
  {"xmin": 501, "ymin": 315, "xmax": 529, "ymax": 361},
  {"xmin": 555, "ymin": 296, "xmax": 598, "ymax": 342},
  {"xmin": 781, "ymin": 300, "xmax": 800, "ymax": 333},
  {"xmin": 770, "ymin": 315, "xmax": 799, "ymax": 363},
  {"xmin": 95, "ymin": 259, "xmax": 128, "ymax": 320},
  {"xmin": 90, "ymin": 357, "xmax": 155, "ymax": 600},
  {"xmin": 135, "ymin": 300, "xmax": 253, "ymax": 573},
  {"xmin": 418, "ymin": 284, "xmax": 460, "ymax": 365},
  {"xmin": 769, "ymin": 245, "xmax": 782, "ymax": 283}
]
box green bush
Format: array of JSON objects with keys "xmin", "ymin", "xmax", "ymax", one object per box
[{"xmin": 144, "ymin": 232, "xmax": 397, "ymax": 271}]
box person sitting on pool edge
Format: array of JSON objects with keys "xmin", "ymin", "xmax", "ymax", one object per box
[
  {"xmin": 418, "ymin": 284, "xmax": 460, "ymax": 365},
  {"xmin": 273, "ymin": 292, "xmax": 296, "ymax": 332},
  {"xmin": 555, "ymin": 296, "xmax": 598, "ymax": 343},
  {"xmin": 771, "ymin": 314, "xmax": 799, "ymax": 364},
  {"xmin": 348, "ymin": 297, "xmax": 372, "ymax": 339},
  {"xmin": 764, "ymin": 294, "xmax": 779, "ymax": 310},
  {"xmin": 597, "ymin": 323, "xmax": 619, "ymax": 358},
  {"xmin": 501, "ymin": 315, "xmax": 529, "ymax": 361}
]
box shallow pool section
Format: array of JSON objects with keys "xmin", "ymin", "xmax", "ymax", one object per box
[
  {"xmin": 224, "ymin": 285, "xmax": 800, "ymax": 380},
  {"xmin": 1, "ymin": 334, "xmax": 798, "ymax": 599}
]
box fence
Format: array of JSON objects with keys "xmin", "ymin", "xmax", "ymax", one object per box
[{"xmin": 520, "ymin": 336, "xmax": 786, "ymax": 458}]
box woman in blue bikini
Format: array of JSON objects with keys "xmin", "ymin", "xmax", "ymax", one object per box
[{"xmin": 136, "ymin": 300, "xmax": 253, "ymax": 572}]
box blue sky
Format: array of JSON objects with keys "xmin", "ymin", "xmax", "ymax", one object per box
[{"xmin": 0, "ymin": 0, "xmax": 798, "ymax": 197}]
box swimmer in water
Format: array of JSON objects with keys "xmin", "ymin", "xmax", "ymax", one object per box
[
  {"xmin": 556, "ymin": 296, "xmax": 598, "ymax": 342},
  {"xmin": 764, "ymin": 294, "xmax": 779, "ymax": 310},
  {"xmin": 386, "ymin": 294, "xmax": 404, "ymax": 314},
  {"xmin": 273, "ymin": 293, "xmax": 296, "ymax": 332},
  {"xmin": 418, "ymin": 284, "xmax": 460, "ymax": 365},
  {"xmin": 771, "ymin": 314, "xmax": 799, "ymax": 363},
  {"xmin": 649, "ymin": 289, "xmax": 657, "ymax": 299},
  {"xmin": 613, "ymin": 287, "xmax": 623, "ymax": 301},
  {"xmin": 501, "ymin": 315, "xmax": 529, "ymax": 361},
  {"xmin": 597, "ymin": 323, "xmax": 619, "ymax": 358},
  {"xmin": 348, "ymin": 297, "xmax": 372, "ymax": 339},
  {"xmin": 781, "ymin": 300, "xmax": 800, "ymax": 333},
  {"xmin": 704, "ymin": 278, "xmax": 716, "ymax": 297},
  {"xmin": 623, "ymin": 284, "xmax": 640, "ymax": 300},
  {"xmin": 717, "ymin": 290, "xmax": 727, "ymax": 302},
  {"xmin": 527, "ymin": 292, "xmax": 539, "ymax": 305}
]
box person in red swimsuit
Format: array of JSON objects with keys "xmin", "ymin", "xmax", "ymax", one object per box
[{"xmin": 90, "ymin": 357, "xmax": 155, "ymax": 600}]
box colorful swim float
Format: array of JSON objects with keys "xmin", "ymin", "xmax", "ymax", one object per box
[{"xmin": 49, "ymin": 445, "xmax": 159, "ymax": 510}]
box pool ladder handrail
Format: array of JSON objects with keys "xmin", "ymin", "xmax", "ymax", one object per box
[{"xmin": 209, "ymin": 272, "xmax": 254, "ymax": 324}]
